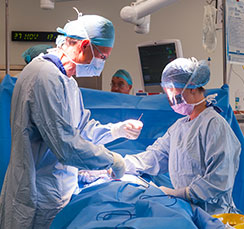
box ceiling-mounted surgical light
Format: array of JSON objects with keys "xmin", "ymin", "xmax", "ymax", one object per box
[{"xmin": 120, "ymin": 4, "xmax": 151, "ymax": 34}]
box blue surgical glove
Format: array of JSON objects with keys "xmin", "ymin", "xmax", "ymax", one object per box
[
  {"xmin": 159, "ymin": 186, "xmax": 191, "ymax": 201},
  {"xmin": 111, "ymin": 119, "xmax": 143, "ymax": 140},
  {"xmin": 110, "ymin": 153, "xmax": 125, "ymax": 179}
]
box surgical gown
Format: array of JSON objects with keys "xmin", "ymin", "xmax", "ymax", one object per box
[
  {"xmin": 0, "ymin": 56, "xmax": 118, "ymax": 229},
  {"xmin": 124, "ymin": 107, "xmax": 241, "ymax": 215}
]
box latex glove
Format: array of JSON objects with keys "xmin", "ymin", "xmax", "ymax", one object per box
[
  {"xmin": 159, "ymin": 186, "xmax": 190, "ymax": 201},
  {"xmin": 111, "ymin": 119, "xmax": 143, "ymax": 140},
  {"xmin": 78, "ymin": 170, "xmax": 108, "ymax": 183},
  {"xmin": 110, "ymin": 152, "xmax": 125, "ymax": 179}
]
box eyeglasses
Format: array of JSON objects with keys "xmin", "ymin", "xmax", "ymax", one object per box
[
  {"xmin": 167, "ymin": 94, "xmax": 184, "ymax": 106},
  {"xmin": 165, "ymin": 88, "xmax": 184, "ymax": 106},
  {"xmin": 92, "ymin": 45, "xmax": 107, "ymax": 60},
  {"xmin": 110, "ymin": 82, "xmax": 126, "ymax": 89}
]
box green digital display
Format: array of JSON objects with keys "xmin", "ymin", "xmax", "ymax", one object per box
[{"xmin": 11, "ymin": 31, "xmax": 59, "ymax": 42}]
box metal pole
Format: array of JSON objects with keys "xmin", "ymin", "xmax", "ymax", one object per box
[
  {"xmin": 222, "ymin": 0, "xmax": 227, "ymax": 85},
  {"xmin": 5, "ymin": 0, "xmax": 10, "ymax": 75}
]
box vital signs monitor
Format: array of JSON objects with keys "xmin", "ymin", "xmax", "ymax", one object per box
[{"xmin": 137, "ymin": 39, "xmax": 183, "ymax": 93}]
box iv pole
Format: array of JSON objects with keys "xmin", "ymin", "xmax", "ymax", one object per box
[
  {"xmin": 5, "ymin": 0, "xmax": 10, "ymax": 75},
  {"xmin": 222, "ymin": 0, "xmax": 227, "ymax": 85}
]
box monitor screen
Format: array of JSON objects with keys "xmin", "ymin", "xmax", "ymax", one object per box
[{"xmin": 137, "ymin": 39, "xmax": 183, "ymax": 93}]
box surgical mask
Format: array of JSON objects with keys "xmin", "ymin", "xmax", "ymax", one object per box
[
  {"xmin": 61, "ymin": 49, "xmax": 105, "ymax": 77},
  {"xmin": 75, "ymin": 56, "xmax": 105, "ymax": 77},
  {"xmin": 171, "ymin": 96, "xmax": 204, "ymax": 116},
  {"xmin": 169, "ymin": 92, "xmax": 217, "ymax": 116}
]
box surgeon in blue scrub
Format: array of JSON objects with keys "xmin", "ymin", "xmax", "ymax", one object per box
[
  {"xmin": 0, "ymin": 9, "xmax": 142, "ymax": 229},
  {"xmin": 124, "ymin": 57, "xmax": 241, "ymax": 215}
]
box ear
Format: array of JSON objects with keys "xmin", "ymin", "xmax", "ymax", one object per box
[{"xmin": 80, "ymin": 39, "xmax": 90, "ymax": 50}]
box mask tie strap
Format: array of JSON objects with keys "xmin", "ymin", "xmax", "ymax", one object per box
[
  {"xmin": 181, "ymin": 58, "xmax": 200, "ymax": 95},
  {"xmin": 205, "ymin": 93, "xmax": 218, "ymax": 105},
  {"xmin": 73, "ymin": 7, "xmax": 96, "ymax": 58}
]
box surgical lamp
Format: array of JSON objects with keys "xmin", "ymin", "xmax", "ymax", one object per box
[{"xmin": 120, "ymin": 0, "xmax": 178, "ymax": 34}]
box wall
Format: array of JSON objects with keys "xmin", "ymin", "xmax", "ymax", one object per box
[{"xmin": 0, "ymin": 0, "xmax": 244, "ymax": 109}]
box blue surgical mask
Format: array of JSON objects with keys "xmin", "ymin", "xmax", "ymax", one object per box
[
  {"xmin": 75, "ymin": 57, "xmax": 105, "ymax": 77},
  {"xmin": 61, "ymin": 49, "xmax": 105, "ymax": 77}
]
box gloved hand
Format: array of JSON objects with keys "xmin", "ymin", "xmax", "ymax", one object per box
[
  {"xmin": 111, "ymin": 119, "xmax": 143, "ymax": 140},
  {"xmin": 110, "ymin": 152, "xmax": 126, "ymax": 179},
  {"xmin": 159, "ymin": 186, "xmax": 190, "ymax": 201},
  {"xmin": 78, "ymin": 170, "xmax": 108, "ymax": 183}
]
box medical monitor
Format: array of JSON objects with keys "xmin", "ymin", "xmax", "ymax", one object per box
[{"xmin": 137, "ymin": 39, "xmax": 183, "ymax": 93}]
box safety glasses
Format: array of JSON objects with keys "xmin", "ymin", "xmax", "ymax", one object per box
[
  {"xmin": 110, "ymin": 81, "xmax": 126, "ymax": 89},
  {"xmin": 92, "ymin": 45, "xmax": 107, "ymax": 60},
  {"xmin": 165, "ymin": 88, "xmax": 184, "ymax": 106},
  {"xmin": 168, "ymin": 94, "xmax": 184, "ymax": 106}
]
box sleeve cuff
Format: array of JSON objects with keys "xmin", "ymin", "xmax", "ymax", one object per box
[{"xmin": 174, "ymin": 187, "xmax": 191, "ymax": 201}]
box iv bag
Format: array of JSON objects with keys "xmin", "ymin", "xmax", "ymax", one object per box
[{"xmin": 202, "ymin": 5, "xmax": 217, "ymax": 53}]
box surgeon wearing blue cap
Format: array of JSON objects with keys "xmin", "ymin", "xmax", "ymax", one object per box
[
  {"xmin": 124, "ymin": 57, "xmax": 241, "ymax": 215},
  {"xmin": 0, "ymin": 8, "xmax": 143, "ymax": 228},
  {"xmin": 111, "ymin": 69, "xmax": 133, "ymax": 94},
  {"xmin": 22, "ymin": 44, "xmax": 53, "ymax": 64}
]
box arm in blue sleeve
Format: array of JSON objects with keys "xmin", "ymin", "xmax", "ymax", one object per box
[
  {"xmin": 124, "ymin": 132, "xmax": 170, "ymax": 175},
  {"xmin": 188, "ymin": 117, "xmax": 241, "ymax": 205},
  {"xmin": 31, "ymin": 72, "xmax": 116, "ymax": 170},
  {"xmin": 78, "ymin": 110, "xmax": 115, "ymax": 145}
]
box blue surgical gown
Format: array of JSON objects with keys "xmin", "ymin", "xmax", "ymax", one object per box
[
  {"xmin": 124, "ymin": 107, "xmax": 241, "ymax": 215},
  {"xmin": 0, "ymin": 56, "xmax": 118, "ymax": 229}
]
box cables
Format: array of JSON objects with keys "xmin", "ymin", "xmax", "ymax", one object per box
[
  {"xmin": 96, "ymin": 209, "xmax": 136, "ymax": 228},
  {"xmin": 139, "ymin": 194, "xmax": 178, "ymax": 207},
  {"xmin": 96, "ymin": 209, "xmax": 135, "ymax": 221}
]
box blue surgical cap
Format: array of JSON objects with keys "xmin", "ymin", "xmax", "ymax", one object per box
[
  {"xmin": 56, "ymin": 11, "xmax": 115, "ymax": 48},
  {"xmin": 22, "ymin": 44, "xmax": 53, "ymax": 64},
  {"xmin": 112, "ymin": 69, "xmax": 133, "ymax": 85},
  {"xmin": 161, "ymin": 57, "xmax": 210, "ymax": 89}
]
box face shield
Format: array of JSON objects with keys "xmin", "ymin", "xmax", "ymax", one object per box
[
  {"xmin": 161, "ymin": 57, "xmax": 213, "ymax": 115},
  {"xmin": 164, "ymin": 72, "xmax": 193, "ymax": 108},
  {"xmin": 164, "ymin": 79, "xmax": 217, "ymax": 116}
]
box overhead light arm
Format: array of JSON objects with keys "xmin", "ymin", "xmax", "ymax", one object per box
[{"xmin": 120, "ymin": 0, "xmax": 178, "ymax": 34}]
